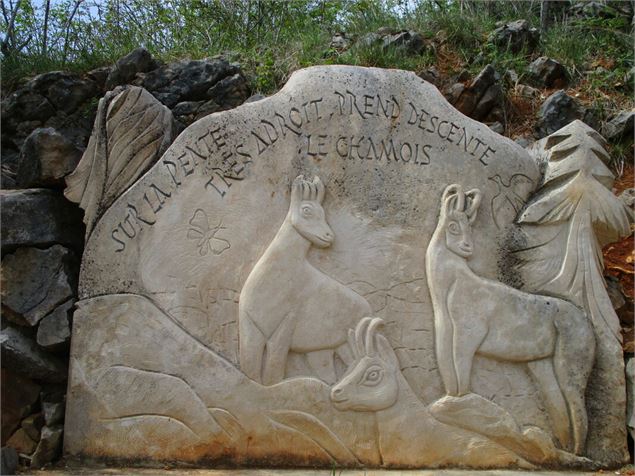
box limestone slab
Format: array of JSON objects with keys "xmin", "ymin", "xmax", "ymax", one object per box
[{"xmin": 64, "ymin": 66, "xmax": 629, "ymax": 469}]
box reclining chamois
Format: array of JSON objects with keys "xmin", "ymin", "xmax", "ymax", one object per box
[
  {"xmin": 330, "ymin": 318, "xmax": 589, "ymax": 467},
  {"xmin": 239, "ymin": 175, "xmax": 372, "ymax": 385},
  {"xmin": 425, "ymin": 184, "xmax": 595, "ymax": 454}
]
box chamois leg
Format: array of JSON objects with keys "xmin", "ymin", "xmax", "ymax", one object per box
[
  {"xmin": 452, "ymin": 322, "xmax": 487, "ymax": 396},
  {"xmin": 527, "ymin": 358, "xmax": 570, "ymax": 450},
  {"xmin": 553, "ymin": 305, "xmax": 595, "ymax": 455},
  {"xmin": 239, "ymin": 315, "xmax": 267, "ymax": 383},
  {"xmin": 306, "ymin": 349, "xmax": 337, "ymax": 384},
  {"xmin": 261, "ymin": 312, "xmax": 296, "ymax": 386}
]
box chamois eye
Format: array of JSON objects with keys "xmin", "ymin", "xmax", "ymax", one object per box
[
  {"xmin": 447, "ymin": 221, "xmax": 460, "ymax": 235},
  {"xmin": 301, "ymin": 205, "xmax": 313, "ymax": 217},
  {"xmin": 362, "ymin": 366, "xmax": 383, "ymax": 386}
]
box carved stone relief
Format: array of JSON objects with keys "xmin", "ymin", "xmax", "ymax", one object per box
[{"xmin": 64, "ymin": 66, "xmax": 630, "ymax": 468}]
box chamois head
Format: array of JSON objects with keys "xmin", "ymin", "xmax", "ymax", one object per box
[
  {"xmin": 330, "ymin": 318, "xmax": 400, "ymax": 412},
  {"xmin": 437, "ymin": 184, "xmax": 482, "ymax": 259},
  {"xmin": 289, "ymin": 175, "xmax": 333, "ymax": 248}
]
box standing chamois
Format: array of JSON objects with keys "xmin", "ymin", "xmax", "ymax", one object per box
[
  {"xmin": 425, "ymin": 184, "xmax": 595, "ymax": 454},
  {"xmin": 239, "ymin": 175, "xmax": 372, "ymax": 385}
]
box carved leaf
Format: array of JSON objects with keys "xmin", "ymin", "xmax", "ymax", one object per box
[
  {"xmin": 65, "ymin": 86, "xmax": 176, "ymax": 238},
  {"xmin": 267, "ymin": 410, "xmax": 359, "ymax": 465}
]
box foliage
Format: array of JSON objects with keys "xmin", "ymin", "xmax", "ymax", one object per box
[{"xmin": 0, "ymin": 0, "xmax": 633, "ymax": 100}]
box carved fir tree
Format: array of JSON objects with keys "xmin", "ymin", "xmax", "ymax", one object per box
[{"xmin": 517, "ymin": 120, "xmax": 632, "ymax": 462}]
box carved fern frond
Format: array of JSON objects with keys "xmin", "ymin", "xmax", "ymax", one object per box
[{"xmin": 65, "ymin": 86, "xmax": 176, "ymax": 238}]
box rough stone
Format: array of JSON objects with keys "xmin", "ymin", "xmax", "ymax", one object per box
[
  {"xmin": 1, "ymin": 446, "xmax": 18, "ymax": 475},
  {"xmin": 6, "ymin": 428, "xmax": 37, "ymax": 455},
  {"xmin": 16, "ymin": 127, "xmax": 83, "ymax": 187},
  {"xmin": 383, "ymin": 30, "xmax": 426, "ymax": 54},
  {"xmin": 488, "ymin": 121, "xmax": 505, "ymax": 134},
  {"xmin": 21, "ymin": 413, "xmax": 45, "ymax": 442},
  {"xmin": 329, "ymin": 32, "xmax": 351, "ymax": 52},
  {"xmin": 535, "ymin": 90, "xmax": 598, "ymax": 138},
  {"xmin": 105, "ymin": 47, "xmax": 159, "ymax": 89},
  {"xmin": 42, "ymin": 401, "xmax": 65, "ymax": 427},
  {"xmin": 140, "ymin": 58, "xmax": 244, "ymax": 108},
  {"xmin": 0, "ymin": 189, "xmax": 84, "ymax": 252},
  {"xmin": 451, "ymin": 64, "xmax": 504, "ymax": 122},
  {"xmin": 28, "ymin": 71, "xmax": 99, "ymax": 115},
  {"xmin": 514, "ymin": 84, "xmax": 540, "ymax": 99},
  {"xmin": 602, "ymin": 110, "xmax": 634, "ymax": 142},
  {"xmin": 31, "ymin": 425, "xmax": 63, "ymax": 468},
  {"xmin": 1, "ymin": 246, "xmax": 77, "ymax": 326},
  {"xmin": 619, "ymin": 188, "xmax": 635, "ymax": 210},
  {"xmin": 488, "ymin": 19, "xmax": 539, "ymax": 53},
  {"xmin": 1, "ymin": 369, "xmax": 40, "ymax": 445},
  {"xmin": 0, "ymin": 326, "xmax": 68, "ymax": 382},
  {"xmin": 36, "ymin": 300, "xmax": 74, "ymax": 352},
  {"xmin": 62, "ymin": 66, "xmax": 628, "ymax": 468},
  {"xmin": 528, "ymin": 57, "xmax": 569, "ymax": 88}
]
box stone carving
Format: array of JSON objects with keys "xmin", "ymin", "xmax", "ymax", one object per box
[
  {"xmin": 239, "ymin": 175, "xmax": 371, "ymax": 385},
  {"xmin": 332, "ymin": 318, "xmax": 589, "ymax": 467},
  {"xmin": 63, "ymin": 66, "xmax": 629, "ymax": 468},
  {"xmin": 64, "ymin": 86, "xmax": 177, "ymax": 237},
  {"xmin": 516, "ymin": 120, "xmax": 634, "ymax": 463},
  {"xmin": 187, "ymin": 209, "xmax": 230, "ymax": 256},
  {"xmin": 426, "ymin": 183, "xmax": 595, "ymax": 454}
]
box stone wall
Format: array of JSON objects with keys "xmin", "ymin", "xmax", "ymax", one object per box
[{"xmin": 0, "ymin": 48, "xmax": 250, "ymax": 472}]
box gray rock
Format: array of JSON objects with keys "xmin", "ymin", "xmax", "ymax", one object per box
[
  {"xmin": 535, "ymin": 90, "xmax": 598, "ymax": 138},
  {"xmin": 452, "ymin": 64, "xmax": 503, "ymax": 121},
  {"xmin": 445, "ymin": 83, "xmax": 465, "ymax": 103},
  {"xmin": 1, "ymin": 246, "xmax": 77, "ymax": 326},
  {"xmin": 21, "ymin": 413, "xmax": 44, "ymax": 442},
  {"xmin": 29, "ymin": 71, "xmax": 99, "ymax": 115},
  {"xmin": 30, "ymin": 425, "xmax": 63, "ymax": 468},
  {"xmin": 36, "ymin": 300, "xmax": 74, "ymax": 352},
  {"xmin": 1, "ymin": 88, "xmax": 55, "ymax": 124},
  {"xmin": 488, "ymin": 19, "xmax": 539, "ymax": 53},
  {"xmin": 605, "ymin": 275, "xmax": 626, "ymax": 310},
  {"xmin": 488, "ymin": 121, "xmax": 505, "ymax": 134},
  {"xmin": 0, "ymin": 326, "xmax": 67, "ymax": 382},
  {"xmin": 528, "ymin": 57, "xmax": 569, "ymax": 87},
  {"xmin": 87, "ymin": 66, "xmax": 113, "ymax": 90},
  {"xmin": 514, "ymin": 136, "xmax": 533, "ymax": 148},
  {"xmin": 0, "ymin": 189, "xmax": 84, "ymax": 253},
  {"xmin": 42, "ymin": 401, "xmax": 65, "ymax": 427},
  {"xmin": 16, "ymin": 128, "xmax": 83, "ymax": 187},
  {"xmin": 1, "ymin": 447, "xmax": 18, "ymax": 475},
  {"xmin": 105, "ymin": 47, "xmax": 158, "ymax": 89},
  {"xmin": 619, "ymin": 188, "xmax": 635, "ymax": 210},
  {"xmin": 358, "ymin": 31, "xmax": 382, "ymax": 48},
  {"xmin": 141, "ymin": 58, "xmax": 243, "ymax": 107},
  {"xmin": 514, "ymin": 83, "xmax": 540, "ymax": 99},
  {"xmin": 329, "ymin": 32, "xmax": 351, "ymax": 51},
  {"xmin": 383, "ymin": 30, "xmax": 426, "ymax": 54},
  {"xmin": 419, "ymin": 66, "xmax": 440, "ymax": 86},
  {"xmin": 1, "ymin": 370, "xmax": 40, "ymax": 444},
  {"xmin": 602, "ymin": 110, "xmax": 634, "ymax": 142}
]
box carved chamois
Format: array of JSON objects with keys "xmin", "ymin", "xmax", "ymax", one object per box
[
  {"xmin": 329, "ymin": 318, "xmax": 581, "ymax": 467},
  {"xmin": 425, "ymin": 184, "xmax": 596, "ymax": 454},
  {"xmin": 239, "ymin": 175, "xmax": 371, "ymax": 386}
]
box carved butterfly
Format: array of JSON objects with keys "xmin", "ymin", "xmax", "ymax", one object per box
[{"xmin": 187, "ymin": 209, "xmax": 231, "ymax": 256}]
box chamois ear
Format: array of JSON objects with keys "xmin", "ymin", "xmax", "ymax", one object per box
[
  {"xmin": 291, "ymin": 175, "xmax": 305, "ymax": 204},
  {"xmin": 314, "ymin": 176, "xmax": 325, "ymax": 203},
  {"xmin": 465, "ymin": 188, "xmax": 482, "ymax": 224},
  {"xmin": 375, "ymin": 334, "xmax": 399, "ymax": 370}
]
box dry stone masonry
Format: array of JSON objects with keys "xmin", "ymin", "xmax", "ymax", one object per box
[{"xmin": 60, "ymin": 65, "xmax": 631, "ymax": 469}]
